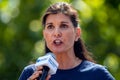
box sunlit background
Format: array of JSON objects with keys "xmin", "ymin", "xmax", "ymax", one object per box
[{"xmin": 0, "ymin": 0, "xmax": 120, "ymax": 80}]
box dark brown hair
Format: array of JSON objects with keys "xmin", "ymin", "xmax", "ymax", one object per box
[{"xmin": 42, "ymin": 2, "xmax": 95, "ymax": 62}]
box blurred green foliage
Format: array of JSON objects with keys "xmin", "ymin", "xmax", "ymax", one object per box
[{"xmin": 0, "ymin": 0, "xmax": 120, "ymax": 80}]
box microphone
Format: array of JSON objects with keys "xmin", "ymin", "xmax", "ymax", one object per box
[{"xmin": 35, "ymin": 52, "xmax": 59, "ymax": 80}]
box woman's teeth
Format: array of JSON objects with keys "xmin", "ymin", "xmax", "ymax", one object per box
[{"xmin": 54, "ymin": 40, "xmax": 62, "ymax": 45}]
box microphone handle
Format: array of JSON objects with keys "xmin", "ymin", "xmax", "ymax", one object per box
[{"xmin": 38, "ymin": 66, "xmax": 50, "ymax": 80}]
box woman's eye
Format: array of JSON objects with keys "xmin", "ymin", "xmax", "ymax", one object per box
[
  {"xmin": 46, "ymin": 25, "xmax": 54, "ymax": 29},
  {"xmin": 60, "ymin": 24, "xmax": 68, "ymax": 29}
]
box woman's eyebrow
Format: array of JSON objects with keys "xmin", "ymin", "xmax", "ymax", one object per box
[
  {"xmin": 61, "ymin": 21, "xmax": 69, "ymax": 24},
  {"xmin": 46, "ymin": 23, "xmax": 52, "ymax": 25},
  {"xmin": 45, "ymin": 21, "xmax": 69, "ymax": 26}
]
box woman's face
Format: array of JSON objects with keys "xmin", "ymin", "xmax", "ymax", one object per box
[{"xmin": 43, "ymin": 13, "xmax": 80, "ymax": 54}]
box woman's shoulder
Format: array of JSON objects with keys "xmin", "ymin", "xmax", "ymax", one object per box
[
  {"xmin": 18, "ymin": 64, "xmax": 36, "ymax": 80},
  {"xmin": 23, "ymin": 64, "xmax": 36, "ymax": 71},
  {"xmin": 80, "ymin": 60, "xmax": 108, "ymax": 72},
  {"xmin": 79, "ymin": 60, "xmax": 115, "ymax": 80}
]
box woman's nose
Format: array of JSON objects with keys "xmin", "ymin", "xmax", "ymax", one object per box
[{"xmin": 53, "ymin": 28, "xmax": 62, "ymax": 38}]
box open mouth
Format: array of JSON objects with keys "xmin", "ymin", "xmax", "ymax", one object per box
[{"xmin": 53, "ymin": 39, "xmax": 63, "ymax": 45}]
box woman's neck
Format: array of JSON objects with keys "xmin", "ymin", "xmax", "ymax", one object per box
[{"xmin": 56, "ymin": 52, "xmax": 82, "ymax": 70}]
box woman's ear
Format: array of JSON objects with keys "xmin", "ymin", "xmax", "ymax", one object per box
[{"xmin": 75, "ymin": 27, "xmax": 81, "ymax": 41}]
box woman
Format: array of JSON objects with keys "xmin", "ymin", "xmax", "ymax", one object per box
[{"xmin": 19, "ymin": 2, "xmax": 115, "ymax": 80}]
